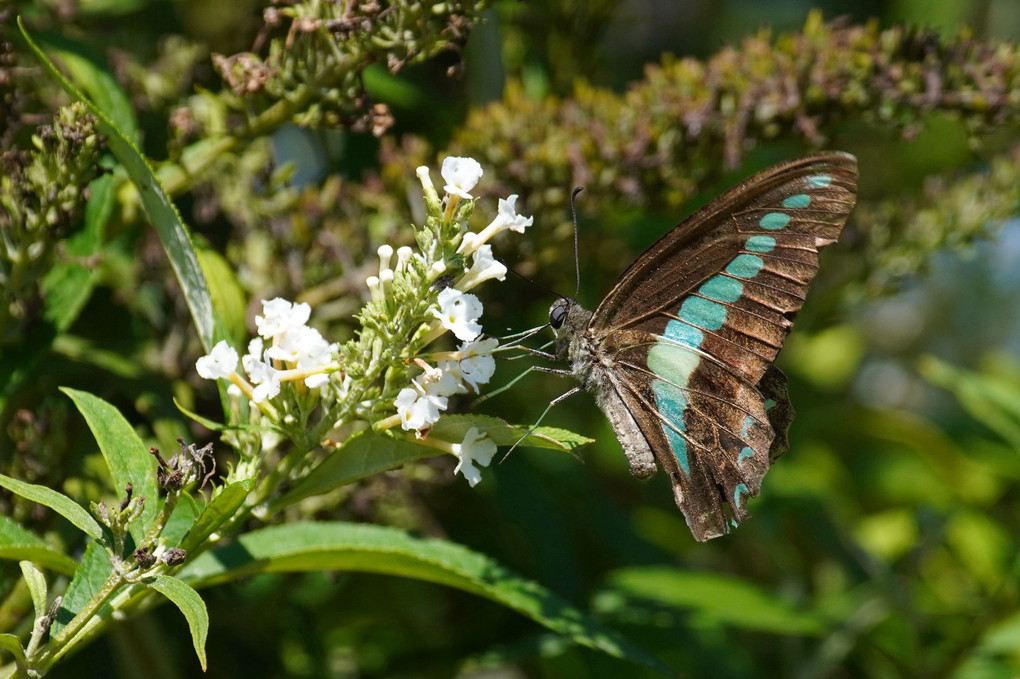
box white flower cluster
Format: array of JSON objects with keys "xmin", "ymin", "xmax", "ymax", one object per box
[
  {"xmin": 389, "ymin": 156, "xmax": 532, "ymax": 486},
  {"xmin": 196, "ymin": 298, "xmax": 340, "ymax": 405},
  {"xmin": 194, "ymin": 157, "xmax": 530, "ymax": 490}
]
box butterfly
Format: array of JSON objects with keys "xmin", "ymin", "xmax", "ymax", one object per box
[{"xmin": 546, "ymin": 152, "xmax": 858, "ymax": 541}]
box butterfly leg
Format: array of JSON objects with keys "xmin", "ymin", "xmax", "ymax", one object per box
[{"xmin": 500, "ymin": 385, "xmax": 583, "ymax": 463}]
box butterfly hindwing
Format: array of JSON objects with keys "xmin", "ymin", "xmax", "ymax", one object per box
[{"xmin": 583, "ymin": 152, "xmax": 857, "ymax": 541}]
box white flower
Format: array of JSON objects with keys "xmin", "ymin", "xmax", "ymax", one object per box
[
  {"xmin": 269, "ymin": 325, "xmax": 339, "ymax": 388},
  {"xmin": 431, "ymin": 288, "xmax": 483, "ymax": 341},
  {"xmin": 377, "ymin": 244, "xmax": 393, "ymax": 273},
  {"xmin": 457, "ymin": 244, "xmax": 507, "ymax": 291},
  {"xmin": 366, "ymin": 275, "xmax": 382, "ymax": 302},
  {"xmin": 441, "ymin": 156, "xmax": 483, "ymax": 200},
  {"xmin": 494, "ymin": 194, "xmax": 533, "ymax": 233},
  {"xmin": 458, "ymin": 194, "xmax": 534, "ymax": 255},
  {"xmin": 393, "ymin": 365, "xmax": 461, "ymax": 433},
  {"xmin": 452, "ymin": 427, "xmax": 497, "ymax": 487},
  {"xmin": 420, "ymin": 364, "xmax": 459, "ymax": 397},
  {"xmin": 395, "ymin": 246, "xmax": 413, "ymax": 271},
  {"xmin": 251, "ymin": 371, "xmax": 281, "ymax": 403},
  {"xmin": 255, "ymin": 298, "xmax": 311, "ymax": 340},
  {"xmin": 395, "ymin": 385, "xmax": 445, "ymax": 432},
  {"xmin": 441, "ymin": 337, "xmax": 498, "ymax": 393},
  {"xmin": 196, "ymin": 340, "xmax": 239, "ymax": 380},
  {"xmin": 395, "ymin": 387, "xmax": 430, "ymax": 431},
  {"xmin": 243, "ymin": 338, "xmax": 281, "ymax": 403}
]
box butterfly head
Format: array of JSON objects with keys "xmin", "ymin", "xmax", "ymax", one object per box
[{"xmin": 548, "ymin": 298, "xmax": 593, "ymax": 365}]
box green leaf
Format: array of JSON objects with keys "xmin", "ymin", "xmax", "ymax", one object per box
[
  {"xmin": 20, "ymin": 561, "xmax": 49, "ymax": 621},
  {"xmin": 173, "ymin": 397, "xmax": 229, "ymax": 432},
  {"xmin": 0, "ymin": 322, "xmax": 56, "ymax": 413},
  {"xmin": 0, "ymin": 515, "xmax": 77, "ymax": 575},
  {"xmin": 0, "ymin": 633, "xmax": 26, "ymax": 667},
  {"xmin": 604, "ymin": 566, "xmax": 826, "ymax": 636},
  {"xmin": 431, "ymin": 414, "xmax": 593, "ymax": 452},
  {"xmin": 181, "ymin": 522, "xmax": 671, "ymax": 674},
  {"xmin": 270, "ymin": 430, "xmax": 442, "ymax": 511},
  {"xmin": 33, "ymin": 33, "xmax": 139, "ymax": 141},
  {"xmin": 178, "ymin": 481, "xmax": 252, "ymax": 553},
  {"xmin": 196, "ymin": 245, "xmax": 248, "ymax": 346},
  {"xmin": 51, "ymin": 542, "xmax": 113, "ymax": 637},
  {"xmin": 161, "ymin": 497, "xmax": 198, "ymax": 549},
  {"xmin": 19, "ymin": 18, "xmax": 216, "ymax": 352},
  {"xmin": 919, "ymin": 355, "xmax": 1020, "ymax": 450},
  {"xmin": 0, "ymin": 474, "xmax": 103, "ymax": 542},
  {"xmin": 145, "ymin": 575, "xmax": 208, "ymax": 671},
  {"xmin": 41, "ymin": 170, "xmax": 114, "ymax": 332},
  {"xmin": 61, "ymin": 388, "xmax": 158, "ymax": 545}
]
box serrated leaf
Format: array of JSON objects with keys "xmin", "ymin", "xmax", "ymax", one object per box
[
  {"xmin": 145, "ymin": 575, "xmax": 208, "ymax": 671},
  {"xmin": 269, "ymin": 431, "xmax": 441, "ymax": 512},
  {"xmin": 605, "ymin": 566, "xmax": 826, "ymax": 636},
  {"xmin": 181, "ymin": 522, "xmax": 671, "ymax": 674},
  {"xmin": 51, "ymin": 542, "xmax": 114, "ymax": 637},
  {"xmin": 61, "ymin": 388, "xmax": 157, "ymax": 546},
  {"xmin": 430, "ymin": 414, "xmax": 593, "ymax": 452},
  {"xmin": 0, "ymin": 515, "xmax": 77, "ymax": 575},
  {"xmin": 20, "ymin": 18, "xmax": 216, "ymax": 352},
  {"xmin": 0, "ymin": 474, "xmax": 102, "ymax": 542},
  {"xmin": 178, "ymin": 481, "xmax": 252, "ymax": 553}
]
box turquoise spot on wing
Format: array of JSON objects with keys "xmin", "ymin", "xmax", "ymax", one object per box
[
  {"xmin": 740, "ymin": 415, "xmax": 755, "ymax": 438},
  {"xmin": 733, "ymin": 483, "xmax": 749, "ymax": 508},
  {"xmin": 679, "ymin": 296, "xmax": 727, "ymax": 331},
  {"xmin": 726, "ymin": 254, "xmax": 764, "ymax": 279},
  {"xmin": 764, "ymin": 398, "xmax": 777, "ymax": 409},
  {"xmin": 759, "ymin": 212, "xmax": 790, "ymax": 230},
  {"xmin": 652, "ymin": 379, "xmax": 690, "ymax": 475},
  {"xmin": 808, "ymin": 174, "xmax": 832, "ymax": 188},
  {"xmin": 745, "ymin": 235, "xmax": 775, "ymax": 253},
  {"xmin": 783, "ymin": 193, "xmax": 811, "ymax": 208},
  {"xmin": 738, "ymin": 447, "xmax": 755, "ymax": 467},
  {"xmin": 662, "ymin": 319, "xmax": 703, "ymax": 348},
  {"xmin": 699, "ymin": 275, "xmax": 743, "ymax": 303},
  {"xmin": 647, "ymin": 340, "xmax": 699, "ymax": 390}
]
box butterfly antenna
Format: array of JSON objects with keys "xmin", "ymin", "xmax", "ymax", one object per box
[
  {"xmin": 508, "ymin": 267, "xmax": 565, "ymax": 301},
  {"xmin": 570, "ymin": 186, "xmax": 584, "ymax": 299}
]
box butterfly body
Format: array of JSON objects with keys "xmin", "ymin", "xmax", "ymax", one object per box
[{"xmin": 549, "ymin": 152, "xmax": 858, "ymax": 541}]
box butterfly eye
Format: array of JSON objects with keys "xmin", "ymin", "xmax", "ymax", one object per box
[{"xmin": 549, "ymin": 303, "xmax": 568, "ymax": 329}]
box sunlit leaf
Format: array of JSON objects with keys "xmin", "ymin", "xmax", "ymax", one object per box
[
  {"xmin": 51, "ymin": 542, "xmax": 113, "ymax": 638},
  {"xmin": 178, "ymin": 481, "xmax": 252, "ymax": 553},
  {"xmin": 181, "ymin": 522, "xmax": 671, "ymax": 674},
  {"xmin": 20, "ymin": 18, "xmax": 216, "ymax": 351},
  {"xmin": 20, "ymin": 561, "xmax": 49, "ymax": 621},
  {"xmin": 431, "ymin": 413, "xmax": 593, "ymax": 452},
  {"xmin": 61, "ymin": 388, "xmax": 158, "ymax": 545},
  {"xmin": 0, "ymin": 474, "xmax": 102, "ymax": 542},
  {"xmin": 0, "ymin": 515, "xmax": 77, "ymax": 575},
  {"xmin": 145, "ymin": 575, "xmax": 208, "ymax": 671},
  {"xmin": 269, "ymin": 430, "xmax": 441, "ymax": 511}
]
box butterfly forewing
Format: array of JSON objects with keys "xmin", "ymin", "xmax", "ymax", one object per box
[{"xmin": 587, "ymin": 152, "xmax": 857, "ymax": 541}]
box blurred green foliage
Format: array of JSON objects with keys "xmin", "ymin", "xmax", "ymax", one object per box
[{"xmin": 4, "ymin": 0, "xmax": 1020, "ymax": 676}]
